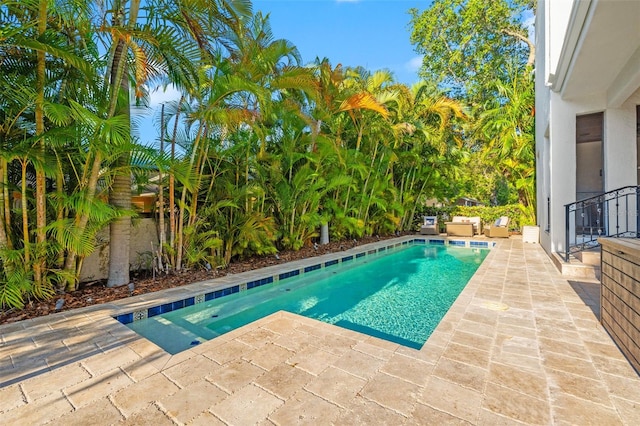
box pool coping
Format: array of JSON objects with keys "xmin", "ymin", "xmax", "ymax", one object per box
[{"xmin": 113, "ymin": 236, "xmax": 495, "ymax": 328}]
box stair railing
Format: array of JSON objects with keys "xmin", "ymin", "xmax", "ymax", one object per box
[{"xmin": 564, "ymin": 185, "xmax": 639, "ymax": 262}]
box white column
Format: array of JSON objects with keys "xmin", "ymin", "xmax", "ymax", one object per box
[
  {"xmin": 549, "ymin": 95, "xmax": 577, "ymax": 254},
  {"xmin": 603, "ymin": 106, "xmax": 636, "ymax": 190},
  {"xmin": 603, "ymin": 104, "xmax": 638, "ymax": 234}
]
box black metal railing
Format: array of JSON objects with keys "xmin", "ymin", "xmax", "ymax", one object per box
[
  {"xmin": 546, "ymin": 196, "xmax": 551, "ymax": 232},
  {"xmin": 564, "ymin": 185, "xmax": 639, "ymax": 261}
]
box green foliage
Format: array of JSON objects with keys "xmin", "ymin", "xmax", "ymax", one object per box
[
  {"xmin": 180, "ymin": 220, "xmax": 224, "ymax": 270},
  {"xmin": 409, "ymin": 0, "xmax": 534, "ymax": 101},
  {"xmin": 408, "ymin": 0, "xmax": 536, "ymax": 225},
  {"xmin": 0, "ymin": 247, "xmax": 57, "ymax": 310}
]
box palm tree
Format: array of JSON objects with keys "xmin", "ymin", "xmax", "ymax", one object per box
[
  {"xmin": 385, "ymin": 81, "xmax": 467, "ymax": 229},
  {"xmin": 477, "ymin": 69, "xmax": 535, "ymax": 221}
]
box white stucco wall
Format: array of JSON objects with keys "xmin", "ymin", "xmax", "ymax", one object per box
[
  {"xmin": 535, "ymin": 0, "xmax": 550, "ymax": 250},
  {"xmin": 80, "ymin": 218, "xmax": 159, "ymax": 282},
  {"xmin": 548, "ymin": 94, "xmax": 577, "ymax": 255},
  {"xmin": 604, "ymin": 94, "xmax": 640, "ymax": 190}
]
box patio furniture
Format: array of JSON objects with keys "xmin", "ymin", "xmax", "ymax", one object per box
[
  {"xmin": 420, "ymin": 216, "xmax": 439, "ymax": 235},
  {"xmin": 445, "ymin": 221, "xmax": 474, "ymax": 237},
  {"xmin": 483, "ymin": 216, "xmax": 510, "ymax": 238},
  {"xmin": 445, "ymin": 216, "xmax": 482, "ymax": 237}
]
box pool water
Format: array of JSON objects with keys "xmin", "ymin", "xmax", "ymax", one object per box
[{"xmin": 127, "ymin": 244, "xmax": 488, "ymax": 353}]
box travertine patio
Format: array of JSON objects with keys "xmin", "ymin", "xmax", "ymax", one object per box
[{"xmin": 1, "ymin": 236, "xmax": 639, "ymax": 425}]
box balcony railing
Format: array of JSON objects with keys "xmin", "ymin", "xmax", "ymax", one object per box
[{"xmin": 564, "ymin": 185, "xmax": 639, "ymax": 262}]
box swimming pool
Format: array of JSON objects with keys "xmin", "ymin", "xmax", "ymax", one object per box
[{"xmin": 123, "ymin": 241, "xmax": 489, "ymax": 354}]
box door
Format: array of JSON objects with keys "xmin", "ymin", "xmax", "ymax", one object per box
[{"xmin": 576, "ymin": 112, "xmax": 604, "ymax": 236}]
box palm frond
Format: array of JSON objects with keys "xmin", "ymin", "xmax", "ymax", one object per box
[{"xmin": 337, "ymin": 92, "xmax": 389, "ymax": 119}]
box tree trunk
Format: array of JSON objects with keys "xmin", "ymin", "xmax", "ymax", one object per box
[
  {"xmin": 21, "ymin": 161, "xmax": 30, "ymax": 264},
  {"xmin": 55, "ymin": 160, "xmax": 65, "ymax": 267},
  {"xmin": 34, "ymin": 0, "xmax": 48, "ymax": 285},
  {"xmin": 176, "ymin": 123, "xmax": 205, "ymax": 271},
  {"xmin": 2, "ymin": 160, "xmax": 10, "ymax": 244},
  {"xmin": 0, "ymin": 159, "xmax": 10, "ymax": 250},
  {"xmin": 106, "ymin": 0, "xmax": 141, "ymax": 287},
  {"xmin": 157, "ymin": 104, "xmax": 166, "ymax": 270},
  {"xmin": 107, "ymin": 155, "xmax": 132, "ymax": 287},
  {"xmin": 106, "ymin": 39, "xmax": 131, "ymax": 287},
  {"xmin": 169, "ymin": 96, "xmax": 184, "ymax": 268}
]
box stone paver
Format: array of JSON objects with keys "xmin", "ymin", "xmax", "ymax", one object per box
[
  {"xmin": 111, "ymin": 373, "xmax": 180, "ymax": 417},
  {"xmin": 162, "ymin": 354, "xmax": 221, "ymax": 387},
  {"xmin": 158, "ymin": 379, "xmax": 227, "ymax": 424},
  {"xmin": 50, "ymin": 397, "xmax": 123, "ymax": 425},
  {"xmin": 339, "ymin": 395, "xmax": 409, "ymax": 424},
  {"xmin": 359, "ymin": 372, "xmax": 422, "ymax": 416},
  {"xmin": 1, "ymin": 236, "xmax": 639, "ymax": 425},
  {"xmin": 210, "ymin": 384, "xmax": 283, "ymax": 425},
  {"xmin": 253, "ymin": 363, "xmax": 315, "ymax": 400},
  {"xmin": 419, "ymin": 376, "xmax": 483, "ymax": 424},
  {"xmin": 2, "ymin": 391, "xmax": 74, "ymax": 425},
  {"xmin": 268, "ymin": 389, "xmax": 343, "ymax": 425},
  {"xmin": 21, "ymin": 362, "xmax": 91, "ymax": 401},
  {"xmin": 304, "ymin": 366, "xmax": 366, "ymax": 408},
  {"xmin": 64, "ymin": 368, "xmax": 134, "ymax": 408},
  {"xmin": 207, "ymin": 359, "xmax": 265, "ymax": 394}
]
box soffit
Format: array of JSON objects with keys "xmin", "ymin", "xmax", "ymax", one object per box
[{"xmin": 560, "ymin": 0, "xmax": 640, "ymax": 104}]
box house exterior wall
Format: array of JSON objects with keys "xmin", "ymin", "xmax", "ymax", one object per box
[
  {"xmin": 536, "ymin": 0, "xmax": 639, "ymax": 257},
  {"xmin": 535, "ymin": 0, "xmax": 550, "ymax": 250},
  {"xmin": 604, "ymin": 97, "xmax": 639, "ymax": 192}
]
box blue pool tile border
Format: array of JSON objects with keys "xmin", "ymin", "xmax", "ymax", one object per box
[
  {"xmin": 114, "ymin": 237, "xmax": 495, "ymax": 325},
  {"xmin": 304, "ymin": 264, "xmax": 321, "ymax": 273},
  {"xmin": 279, "ymin": 270, "xmax": 300, "ymax": 280},
  {"xmin": 117, "ymin": 312, "xmax": 134, "ymax": 324},
  {"xmin": 470, "ymin": 241, "xmax": 489, "ymax": 248},
  {"xmin": 247, "ymin": 276, "xmax": 274, "ymax": 289}
]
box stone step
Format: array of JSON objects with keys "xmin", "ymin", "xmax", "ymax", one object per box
[
  {"xmin": 551, "ymin": 252, "xmax": 601, "ymax": 280},
  {"xmin": 575, "ymin": 248, "xmax": 601, "ymax": 266}
]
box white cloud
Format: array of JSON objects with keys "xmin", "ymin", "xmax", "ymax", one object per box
[
  {"xmin": 148, "ymin": 84, "xmax": 182, "ymax": 108},
  {"xmin": 405, "ymin": 55, "xmax": 423, "ymax": 72}
]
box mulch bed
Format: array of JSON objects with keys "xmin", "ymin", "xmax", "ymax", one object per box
[{"xmin": 0, "ymin": 233, "xmax": 409, "ymax": 325}]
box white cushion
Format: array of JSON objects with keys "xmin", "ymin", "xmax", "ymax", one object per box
[
  {"xmin": 451, "ymin": 216, "xmax": 466, "ymax": 223},
  {"xmin": 498, "ymin": 216, "xmax": 509, "ymax": 227},
  {"xmin": 423, "ymin": 216, "xmax": 436, "ymax": 225}
]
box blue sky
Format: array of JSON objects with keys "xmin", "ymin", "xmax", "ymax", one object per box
[
  {"xmin": 252, "ymin": 0, "xmax": 429, "ymax": 85},
  {"xmin": 136, "ymin": 0, "xmax": 430, "ymax": 145}
]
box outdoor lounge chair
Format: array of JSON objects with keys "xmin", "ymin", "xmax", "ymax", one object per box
[
  {"xmin": 483, "ymin": 216, "xmax": 510, "ymax": 238},
  {"xmin": 420, "ymin": 216, "xmax": 439, "ymax": 235}
]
